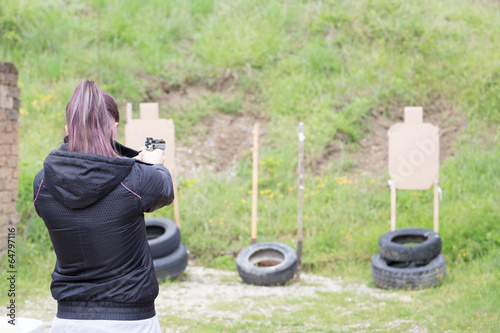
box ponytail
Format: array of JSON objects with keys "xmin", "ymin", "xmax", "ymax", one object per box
[{"xmin": 66, "ymin": 81, "xmax": 119, "ymax": 158}]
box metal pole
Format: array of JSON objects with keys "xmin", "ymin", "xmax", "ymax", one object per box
[
  {"xmin": 251, "ymin": 123, "xmax": 259, "ymax": 244},
  {"xmin": 97, "ymin": 10, "xmax": 101, "ymax": 85},
  {"xmin": 297, "ymin": 122, "xmax": 305, "ymax": 279}
]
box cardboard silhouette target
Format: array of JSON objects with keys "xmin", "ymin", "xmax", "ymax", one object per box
[
  {"xmin": 125, "ymin": 103, "xmax": 180, "ymax": 227},
  {"xmin": 388, "ymin": 107, "xmax": 441, "ymax": 232}
]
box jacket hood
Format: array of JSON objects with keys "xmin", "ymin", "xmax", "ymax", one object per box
[
  {"xmin": 63, "ymin": 136, "xmax": 141, "ymax": 159},
  {"xmin": 43, "ymin": 144, "xmax": 136, "ymax": 209}
]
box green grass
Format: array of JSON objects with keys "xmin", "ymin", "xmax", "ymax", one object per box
[{"xmin": 1, "ymin": 0, "xmax": 500, "ymax": 331}]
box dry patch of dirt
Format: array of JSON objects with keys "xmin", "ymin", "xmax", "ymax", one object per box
[
  {"xmin": 175, "ymin": 113, "xmax": 268, "ymax": 176},
  {"xmin": 18, "ymin": 294, "xmax": 56, "ymax": 332},
  {"xmin": 142, "ymin": 73, "xmax": 268, "ymax": 177},
  {"xmin": 313, "ymin": 97, "xmax": 464, "ymax": 175},
  {"xmin": 19, "ymin": 266, "xmax": 423, "ymax": 333}
]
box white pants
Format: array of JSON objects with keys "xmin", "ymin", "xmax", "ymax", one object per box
[{"xmin": 50, "ymin": 315, "xmax": 161, "ymax": 333}]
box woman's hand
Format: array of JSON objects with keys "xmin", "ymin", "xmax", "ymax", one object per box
[{"xmin": 135, "ymin": 147, "xmax": 165, "ymax": 165}]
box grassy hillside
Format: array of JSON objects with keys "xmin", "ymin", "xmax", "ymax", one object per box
[{"xmin": 1, "ymin": 0, "xmax": 499, "ymax": 331}]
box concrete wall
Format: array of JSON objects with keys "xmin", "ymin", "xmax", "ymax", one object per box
[{"xmin": 0, "ymin": 62, "xmax": 20, "ymax": 252}]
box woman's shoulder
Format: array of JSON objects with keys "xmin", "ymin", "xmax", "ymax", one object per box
[{"xmin": 33, "ymin": 169, "xmax": 44, "ymax": 189}]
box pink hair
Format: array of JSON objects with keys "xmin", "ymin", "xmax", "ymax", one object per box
[
  {"xmin": 103, "ymin": 91, "xmax": 119, "ymax": 122},
  {"xmin": 66, "ymin": 81, "xmax": 119, "ymax": 158}
]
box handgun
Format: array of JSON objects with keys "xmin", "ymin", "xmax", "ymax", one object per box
[{"xmin": 145, "ymin": 137, "xmax": 166, "ymax": 151}]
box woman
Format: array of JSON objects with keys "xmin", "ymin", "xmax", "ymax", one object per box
[{"xmin": 33, "ymin": 81, "xmax": 173, "ymax": 332}]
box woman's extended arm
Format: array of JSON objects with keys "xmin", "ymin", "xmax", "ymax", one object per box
[{"xmin": 135, "ymin": 163, "xmax": 174, "ymax": 213}]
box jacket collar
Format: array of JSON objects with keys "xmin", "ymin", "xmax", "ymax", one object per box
[{"xmin": 63, "ymin": 136, "xmax": 140, "ymax": 158}]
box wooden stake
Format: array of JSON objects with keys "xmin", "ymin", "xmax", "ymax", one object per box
[
  {"xmin": 433, "ymin": 180, "xmax": 439, "ymax": 233},
  {"xmin": 165, "ymin": 119, "xmax": 180, "ymax": 228},
  {"xmin": 172, "ymin": 176, "xmax": 180, "ymax": 228},
  {"xmin": 251, "ymin": 123, "xmax": 259, "ymax": 244},
  {"xmin": 126, "ymin": 103, "xmax": 132, "ymax": 124},
  {"xmin": 390, "ymin": 182, "xmax": 396, "ymax": 231},
  {"xmin": 297, "ymin": 122, "xmax": 305, "ymax": 279}
]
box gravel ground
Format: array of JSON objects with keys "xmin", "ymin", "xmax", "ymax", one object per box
[{"xmin": 19, "ymin": 266, "xmax": 422, "ymax": 332}]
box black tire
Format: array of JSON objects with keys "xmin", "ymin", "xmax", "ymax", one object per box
[
  {"xmin": 145, "ymin": 218, "xmax": 181, "ymax": 259},
  {"xmin": 236, "ymin": 242, "xmax": 298, "ymax": 286},
  {"xmin": 379, "ymin": 228, "xmax": 442, "ymax": 262},
  {"xmin": 371, "ymin": 253, "xmax": 446, "ymax": 290},
  {"xmin": 153, "ymin": 243, "xmax": 188, "ymax": 280}
]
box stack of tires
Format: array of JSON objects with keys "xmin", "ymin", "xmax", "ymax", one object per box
[
  {"xmin": 371, "ymin": 228, "xmax": 446, "ymax": 290},
  {"xmin": 145, "ymin": 217, "xmax": 188, "ymax": 280}
]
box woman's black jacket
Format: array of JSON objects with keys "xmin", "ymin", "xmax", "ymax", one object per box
[{"xmin": 33, "ymin": 142, "xmax": 174, "ymax": 320}]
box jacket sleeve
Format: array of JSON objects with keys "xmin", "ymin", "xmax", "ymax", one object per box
[
  {"xmin": 33, "ymin": 170, "xmax": 44, "ymax": 215},
  {"xmin": 135, "ymin": 163, "xmax": 175, "ymax": 213}
]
